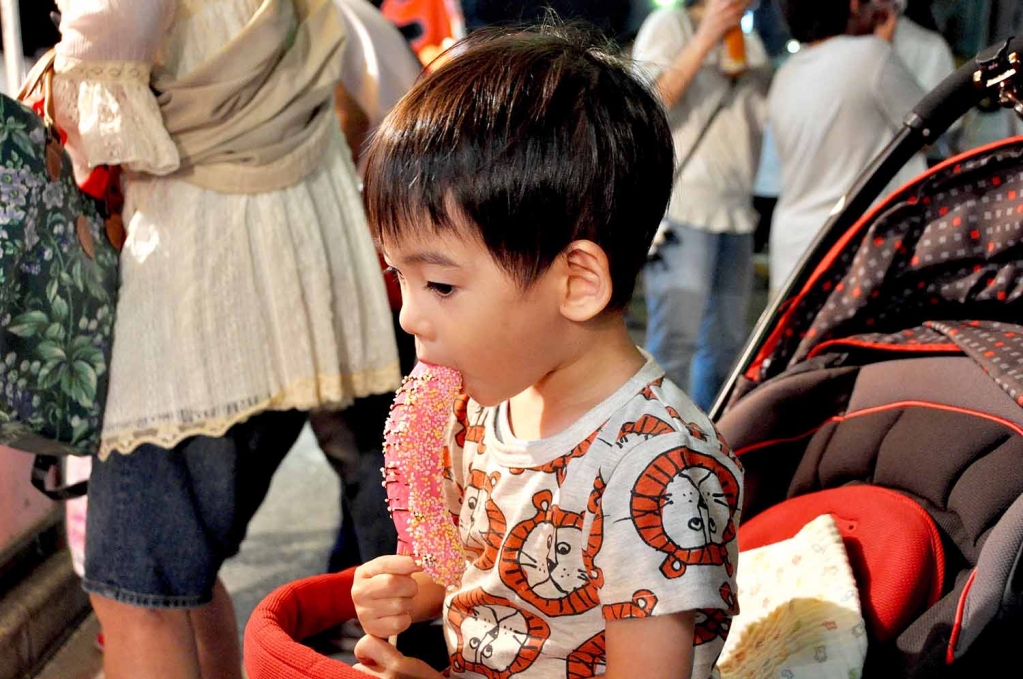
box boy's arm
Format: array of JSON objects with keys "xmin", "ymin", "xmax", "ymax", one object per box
[{"xmin": 605, "ymin": 612, "xmax": 697, "ymax": 679}]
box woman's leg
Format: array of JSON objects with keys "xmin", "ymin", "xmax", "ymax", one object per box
[
  {"xmin": 84, "ymin": 410, "xmax": 307, "ymax": 679},
  {"xmin": 689, "ymin": 232, "xmax": 754, "ymax": 410},
  {"xmin": 90, "ymin": 594, "xmax": 202, "ymax": 679},
  {"xmin": 93, "ymin": 578, "xmax": 241, "ymax": 679},
  {"xmin": 644, "ymin": 223, "xmax": 715, "ymax": 393},
  {"xmin": 192, "ymin": 579, "xmax": 243, "ymax": 679}
]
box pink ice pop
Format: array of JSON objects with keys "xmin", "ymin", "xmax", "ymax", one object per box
[{"xmin": 382, "ymin": 361, "xmax": 467, "ymax": 588}]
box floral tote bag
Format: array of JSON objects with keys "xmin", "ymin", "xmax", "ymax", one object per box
[{"xmin": 0, "ymin": 51, "xmax": 123, "ymax": 499}]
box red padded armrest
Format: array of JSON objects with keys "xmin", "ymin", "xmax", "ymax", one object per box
[{"xmin": 243, "ymin": 567, "xmax": 371, "ymax": 679}]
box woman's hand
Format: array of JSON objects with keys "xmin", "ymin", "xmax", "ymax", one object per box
[{"xmin": 353, "ymin": 634, "xmax": 447, "ymax": 679}]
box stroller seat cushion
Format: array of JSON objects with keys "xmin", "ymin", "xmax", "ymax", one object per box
[{"xmin": 738, "ymin": 485, "xmax": 945, "ymax": 644}]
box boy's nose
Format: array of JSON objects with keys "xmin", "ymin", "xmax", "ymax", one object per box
[{"xmin": 398, "ymin": 297, "xmax": 429, "ymax": 340}]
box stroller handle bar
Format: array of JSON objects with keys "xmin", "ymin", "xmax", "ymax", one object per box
[
  {"xmin": 711, "ymin": 35, "xmax": 1023, "ymax": 421},
  {"xmin": 909, "ymin": 36, "xmax": 1023, "ymax": 139}
]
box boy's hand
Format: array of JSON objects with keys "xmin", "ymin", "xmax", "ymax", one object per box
[
  {"xmin": 352, "ymin": 555, "xmax": 423, "ymax": 639},
  {"xmin": 353, "ymin": 634, "xmax": 447, "ymax": 679},
  {"xmin": 693, "ymin": 0, "xmax": 751, "ymax": 51}
]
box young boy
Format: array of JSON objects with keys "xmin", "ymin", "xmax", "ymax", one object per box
[{"xmin": 351, "ymin": 25, "xmax": 744, "ymax": 679}]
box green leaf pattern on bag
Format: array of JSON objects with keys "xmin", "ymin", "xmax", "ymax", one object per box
[{"xmin": 0, "ymin": 94, "xmax": 118, "ymax": 455}]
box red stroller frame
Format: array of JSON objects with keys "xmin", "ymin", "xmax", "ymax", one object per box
[{"xmin": 243, "ymin": 37, "xmax": 1023, "ymax": 679}]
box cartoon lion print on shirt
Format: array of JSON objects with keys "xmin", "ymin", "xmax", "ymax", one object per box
[
  {"xmin": 499, "ymin": 486, "xmax": 605, "ymax": 617},
  {"xmin": 454, "ymin": 394, "xmax": 470, "ymax": 447},
  {"xmin": 460, "ymin": 469, "xmax": 507, "ymax": 570},
  {"xmin": 663, "ymin": 405, "xmax": 710, "ymax": 443},
  {"xmin": 566, "ymin": 631, "xmax": 606, "ymax": 679},
  {"xmin": 695, "ymin": 608, "xmax": 731, "ymax": 645},
  {"xmin": 631, "ymin": 446, "xmax": 740, "ymax": 579},
  {"xmin": 617, "ymin": 414, "xmax": 676, "ymax": 444},
  {"xmin": 464, "ymin": 401, "xmax": 488, "ymax": 454},
  {"xmin": 640, "ymin": 377, "xmax": 665, "ymax": 401},
  {"xmin": 602, "ymin": 589, "xmax": 658, "ymax": 621},
  {"xmin": 447, "ymin": 589, "xmax": 550, "ymax": 679},
  {"xmin": 509, "ymin": 429, "xmax": 603, "ymax": 486}
]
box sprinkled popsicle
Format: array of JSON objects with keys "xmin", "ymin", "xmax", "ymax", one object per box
[{"xmin": 382, "ymin": 361, "xmax": 468, "ymax": 589}]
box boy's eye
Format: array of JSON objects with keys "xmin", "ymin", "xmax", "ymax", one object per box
[
  {"xmin": 426, "ymin": 281, "xmax": 456, "ymax": 297},
  {"xmin": 384, "ymin": 266, "xmax": 402, "ymax": 280}
]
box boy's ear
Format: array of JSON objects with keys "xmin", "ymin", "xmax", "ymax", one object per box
[{"xmin": 557, "ymin": 240, "xmax": 613, "ymax": 322}]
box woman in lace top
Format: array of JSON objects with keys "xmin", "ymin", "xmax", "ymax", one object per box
[{"xmin": 50, "ymin": 1, "xmax": 401, "ymax": 677}]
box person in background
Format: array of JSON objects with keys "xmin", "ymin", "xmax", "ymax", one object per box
[
  {"xmin": 311, "ymin": 0, "xmax": 423, "ymax": 577},
  {"xmin": 49, "ymin": 1, "xmax": 401, "ymax": 678},
  {"xmin": 767, "ymin": 0, "xmax": 927, "ymax": 294},
  {"xmin": 632, "ymin": 0, "xmax": 769, "ymax": 411},
  {"xmin": 890, "ymin": 0, "xmax": 959, "ymax": 162},
  {"xmin": 332, "ymin": 0, "xmax": 424, "ymax": 174}
]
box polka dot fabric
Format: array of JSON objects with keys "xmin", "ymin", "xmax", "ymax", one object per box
[
  {"xmin": 752, "ymin": 138, "xmax": 1023, "ymax": 389},
  {"xmin": 927, "ymin": 320, "xmax": 1023, "ymax": 407}
]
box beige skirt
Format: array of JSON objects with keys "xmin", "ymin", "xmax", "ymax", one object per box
[{"xmin": 99, "ymin": 130, "xmax": 400, "ymax": 458}]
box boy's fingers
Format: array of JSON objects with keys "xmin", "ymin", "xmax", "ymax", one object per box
[
  {"xmin": 354, "ymin": 635, "xmax": 441, "ymax": 679},
  {"xmin": 357, "ymin": 555, "xmax": 422, "ymax": 579},
  {"xmin": 351, "ymin": 663, "xmax": 385, "ymax": 679},
  {"xmin": 361, "ymin": 573, "xmax": 420, "ymax": 601},
  {"xmin": 364, "ymin": 613, "xmax": 413, "ymax": 638},
  {"xmin": 354, "ymin": 634, "xmax": 404, "ymax": 671}
]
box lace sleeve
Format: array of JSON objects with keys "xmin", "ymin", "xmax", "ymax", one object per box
[
  {"xmin": 51, "ymin": 0, "xmax": 180, "ymax": 179},
  {"xmin": 52, "ymin": 56, "xmax": 180, "ymax": 178}
]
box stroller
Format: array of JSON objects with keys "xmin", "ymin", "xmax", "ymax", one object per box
[{"xmin": 243, "ymin": 38, "xmax": 1023, "ymax": 679}]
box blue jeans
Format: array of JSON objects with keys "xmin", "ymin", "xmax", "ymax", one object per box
[
  {"xmin": 643, "ymin": 223, "xmax": 753, "ymax": 412},
  {"xmin": 83, "ymin": 409, "xmax": 308, "ymax": 608}
]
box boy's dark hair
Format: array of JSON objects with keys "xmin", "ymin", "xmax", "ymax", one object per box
[
  {"xmin": 779, "ymin": 0, "xmax": 851, "ymax": 44},
  {"xmin": 362, "ymin": 23, "xmax": 674, "ymax": 311}
]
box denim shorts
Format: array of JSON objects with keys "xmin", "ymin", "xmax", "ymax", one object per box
[{"xmin": 82, "ymin": 409, "xmax": 307, "ymax": 608}]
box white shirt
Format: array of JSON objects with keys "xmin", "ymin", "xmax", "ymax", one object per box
[
  {"xmin": 52, "ymin": 0, "xmax": 400, "ymax": 456},
  {"xmin": 334, "ymin": 0, "xmax": 422, "ymax": 130},
  {"xmin": 768, "ymin": 36, "xmax": 928, "ymax": 292},
  {"xmin": 631, "ymin": 8, "xmax": 768, "ymax": 234},
  {"xmin": 893, "ymin": 17, "xmax": 956, "ymax": 95}
]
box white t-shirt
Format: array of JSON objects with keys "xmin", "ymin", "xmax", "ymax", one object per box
[
  {"xmin": 334, "ymin": 0, "xmax": 422, "ymax": 131},
  {"xmin": 631, "ymin": 8, "xmax": 769, "ymax": 234},
  {"xmin": 442, "ymin": 359, "xmax": 744, "ymax": 679},
  {"xmin": 893, "ymin": 17, "xmax": 956, "ymax": 95},
  {"xmin": 768, "ymin": 36, "xmax": 928, "ymax": 292}
]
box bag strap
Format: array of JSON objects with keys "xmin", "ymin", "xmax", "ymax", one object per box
[
  {"xmin": 673, "ymin": 76, "xmax": 737, "ymax": 183},
  {"xmin": 31, "ymin": 455, "xmax": 88, "ymax": 501},
  {"xmin": 17, "ymin": 48, "xmax": 57, "ymax": 125}
]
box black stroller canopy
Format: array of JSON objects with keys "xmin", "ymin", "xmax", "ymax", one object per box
[{"xmin": 744, "ymin": 136, "xmax": 1023, "ymax": 409}]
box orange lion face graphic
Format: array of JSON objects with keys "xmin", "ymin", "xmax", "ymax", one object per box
[
  {"xmin": 447, "ymin": 589, "xmax": 550, "ymax": 679},
  {"xmin": 630, "ymin": 446, "xmax": 740, "ymax": 578},
  {"xmin": 498, "ymin": 489, "xmax": 603, "ymax": 617},
  {"xmin": 566, "ymin": 631, "xmax": 606, "ymax": 679},
  {"xmin": 460, "ymin": 470, "xmax": 507, "ymax": 570}
]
